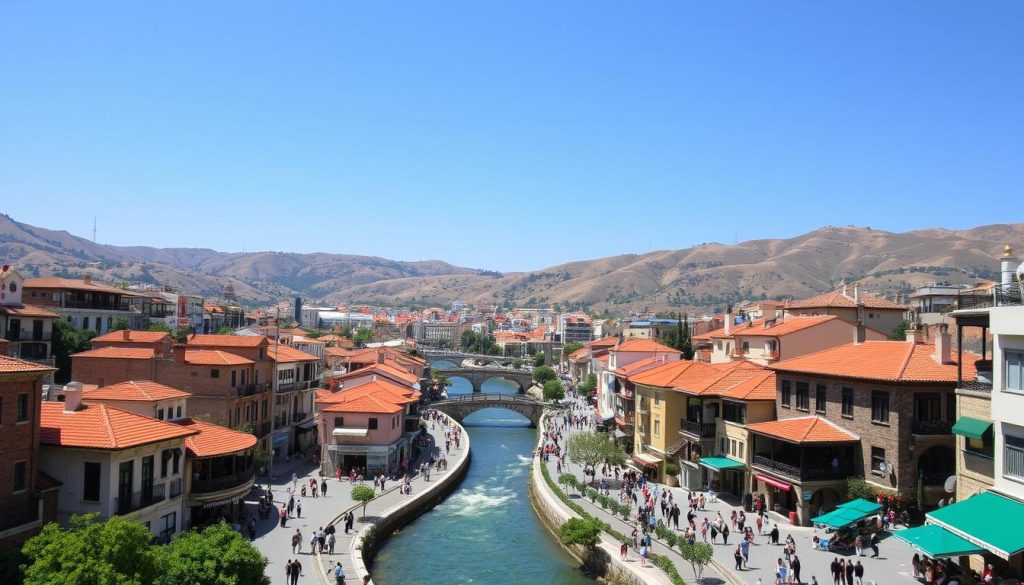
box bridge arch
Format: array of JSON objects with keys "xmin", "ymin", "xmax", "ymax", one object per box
[
  {"xmin": 431, "ymin": 394, "xmax": 547, "ymax": 428},
  {"xmin": 439, "ymin": 367, "xmax": 534, "ymax": 394}
]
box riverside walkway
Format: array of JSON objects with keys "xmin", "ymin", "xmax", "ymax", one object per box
[
  {"xmin": 541, "ymin": 396, "xmax": 925, "ymax": 585},
  {"xmin": 250, "ymin": 413, "xmax": 469, "ymax": 584}
]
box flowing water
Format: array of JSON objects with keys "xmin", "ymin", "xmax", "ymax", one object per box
[{"xmin": 372, "ymin": 364, "xmax": 593, "ymax": 585}]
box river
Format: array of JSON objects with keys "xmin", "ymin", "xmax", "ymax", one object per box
[{"xmin": 371, "ymin": 362, "xmax": 593, "ymax": 585}]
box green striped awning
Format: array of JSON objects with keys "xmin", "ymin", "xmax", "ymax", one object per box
[
  {"xmin": 698, "ymin": 456, "xmax": 746, "ymax": 471},
  {"xmin": 951, "ymin": 417, "xmax": 992, "ymax": 440},
  {"xmin": 893, "ymin": 524, "xmax": 986, "ymax": 559}
]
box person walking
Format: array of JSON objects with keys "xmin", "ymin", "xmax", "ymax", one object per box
[
  {"xmin": 776, "ymin": 558, "xmax": 789, "ymax": 585},
  {"xmin": 844, "ymin": 558, "xmax": 855, "ymax": 585},
  {"xmin": 291, "ymin": 529, "xmax": 302, "ymax": 553},
  {"xmin": 291, "ymin": 559, "xmax": 302, "ymax": 585},
  {"xmin": 332, "ymin": 562, "xmax": 345, "ymax": 585},
  {"xmin": 831, "ymin": 558, "xmax": 842, "ymax": 585},
  {"xmin": 321, "ymin": 478, "xmax": 328, "ymax": 497},
  {"xmin": 722, "ymin": 524, "xmax": 730, "ymax": 545},
  {"xmin": 740, "ymin": 537, "xmax": 750, "ymax": 569},
  {"xmin": 791, "ymin": 554, "xmax": 802, "ymax": 584},
  {"xmin": 296, "ymin": 499, "xmax": 302, "ymax": 518},
  {"xmin": 280, "ymin": 505, "xmax": 288, "ymax": 528},
  {"xmin": 309, "ymin": 531, "xmax": 318, "ymax": 555},
  {"xmin": 285, "ymin": 560, "xmax": 293, "ymax": 585},
  {"xmin": 734, "ymin": 545, "xmax": 744, "ymax": 571},
  {"xmin": 869, "ymin": 532, "xmax": 880, "ymax": 558},
  {"xmin": 639, "ymin": 543, "xmax": 649, "ymax": 567},
  {"xmin": 854, "ymin": 561, "xmax": 864, "ymax": 585}
]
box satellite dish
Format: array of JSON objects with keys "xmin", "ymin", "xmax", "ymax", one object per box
[
  {"xmin": 878, "ymin": 461, "xmax": 887, "ymax": 472},
  {"xmin": 938, "ymin": 498, "xmax": 946, "ymax": 508},
  {"xmin": 944, "ymin": 475, "xmax": 957, "ymax": 494}
]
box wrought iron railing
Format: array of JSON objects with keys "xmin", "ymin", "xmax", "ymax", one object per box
[
  {"xmin": 191, "ymin": 468, "xmax": 255, "ymax": 494},
  {"xmin": 681, "ymin": 419, "xmax": 716, "ymax": 438},
  {"xmin": 958, "ymin": 283, "xmax": 1024, "ymax": 309},
  {"xmin": 115, "ymin": 483, "xmax": 166, "ymax": 515},
  {"xmin": 912, "ymin": 419, "xmax": 953, "ymax": 435}
]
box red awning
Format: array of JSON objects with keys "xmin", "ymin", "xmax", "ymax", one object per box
[
  {"xmin": 755, "ymin": 473, "xmax": 792, "ymax": 492},
  {"xmin": 632, "ymin": 454, "xmax": 662, "ymax": 468}
]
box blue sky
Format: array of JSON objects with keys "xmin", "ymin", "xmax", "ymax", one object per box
[{"xmin": 2, "ymin": 2, "xmax": 1022, "ymax": 272}]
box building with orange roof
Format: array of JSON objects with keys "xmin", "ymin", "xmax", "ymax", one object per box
[
  {"xmin": 0, "ymin": 267, "xmax": 60, "ymax": 372},
  {"xmin": 751, "ymin": 327, "xmax": 968, "ymax": 525},
  {"xmin": 173, "ymin": 418, "xmax": 258, "ymax": 528},
  {"xmin": 596, "ymin": 338, "xmax": 681, "ymax": 434},
  {"xmin": 0, "ymin": 354, "xmax": 60, "ymax": 549},
  {"xmin": 267, "ymin": 341, "xmax": 323, "ymax": 455},
  {"xmin": 22, "ymin": 274, "xmax": 149, "ymax": 334},
  {"xmin": 783, "ymin": 284, "xmax": 909, "ymax": 337},
  {"xmin": 37, "ymin": 384, "xmax": 197, "ymax": 540},
  {"xmin": 316, "ymin": 377, "xmax": 422, "ymax": 477},
  {"xmin": 91, "ymin": 329, "xmax": 173, "ymax": 356},
  {"xmin": 82, "ymin": 380, "xmax": 191, "ymax": 421},
  {"xmin": 559, "ymin": 312, "xmax": 595, "ymax": 345}
]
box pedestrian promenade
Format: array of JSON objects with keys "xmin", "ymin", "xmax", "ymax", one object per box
[
  {"xmin": 251, "ymin": 413, "xmax": 469, "ymax": 585},
  {"xmin": 542, "ymin": 397, "xmax": 926, "ymax": 585}
]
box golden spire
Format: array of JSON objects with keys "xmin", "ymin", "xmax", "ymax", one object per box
[{"xmin": 1005, "ymin": 244, "xmax": 1014, "ymax": 257}]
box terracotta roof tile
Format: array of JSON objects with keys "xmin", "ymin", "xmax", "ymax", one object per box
[
  {"xmin": 333, "ymin": 363, "xmax": 418, "ymax": 385},
  {"xmin": 83, "ymin": 381, "xmax": 191, "ymax": 402},
  {"xmin": 613, "ymin": 356, "xmax": 672, "ymax": 377},
  {"xmin": 73, "ymin": 347, "xmax": 156, "ymax": 360},
  {"xmin": 40, "ymin": 403, "xmax": 197, "ymax": 449},
  {"xmin": 720, "ymin": 370, "xmax": 777, "ymax": 401},
  {"xmin": 267, "ymin": 342, "xmax": 320, "ymax": 363},
  {"xmin": 695, "ymin": 315, "xmax": 854, "ymax": 341},
  {"xmin": 588, "ymin": 336, "xmax": 620, "ymax": 348},
  {"xmin": 23, "ymin": 277, "xmax": 138, "ymax": 296},
  {"xmin": 324, "ymin": 394, "xmax": 404, "ymax": 414},
  {"xmin": 188, "ymin": 334, "xmax": 268, "ymax": 348},
  {"xmin": 92, "ymin": 330, "xmax": 171, "ymax": 343},
  {"xmin": 628, "ymin": 360, "xmax": 719, "ymax": 388},
  {"xmin": 0, "ymin": 304, "xmax": 61, "ymax": 318},
  {"xmin": 746, "ymin": 416, "xmax": 858, "ymax": 444},
  {"xmin": 612, "ymin": 338, "xmax": 682, "ymax": 354},
  {"xmin": 0, "ymin": 355, "xmax": 56, "ymax": 374},
  {"xmin": 184, "ymin": 350, "xmax": 254, "ymax": 366},
  {"xmin": 769, "ymin": 341, "xmax": 972, "ymax": 383},
  {"xmin": 786, "ymin": 289, "xmax": 907, "ymax": 310},
  {"xmin": 176, "ymin": 419, "xmax": 257, "ymax": 458}
]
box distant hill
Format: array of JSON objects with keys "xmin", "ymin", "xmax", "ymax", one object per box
[{"xmin": 1, "ymin": 213, "xmax": 1020, "ymax": 313}]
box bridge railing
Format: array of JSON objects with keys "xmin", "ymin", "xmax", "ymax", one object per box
[{"xmin": 434, "ymin": 393, "xmax": 541, "ymax": 405}]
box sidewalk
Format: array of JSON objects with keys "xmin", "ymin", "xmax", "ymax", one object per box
[
  {"xmin": 251, "ymin": 415, "xmax": 469, "ymax": 585},
  {"xmin": 544, "ymin": 397, "xmax": 924, "ymax": 585}
]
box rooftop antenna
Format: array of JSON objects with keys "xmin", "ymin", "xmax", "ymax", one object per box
[{"xmin": 92, "ymin": 216, "xmax": 97, "ymax": 243}]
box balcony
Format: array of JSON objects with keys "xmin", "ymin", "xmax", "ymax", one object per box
[
  {"xmin": 235, "ymin": 383, "xmax": 267, "ymax": 397},
  {"xmin": 256, "ymin": 422, "xmax": 272, "ymax": 437},
  {"xmin": 680, "ymin": 419, "xmax": 716, "ymax": 438},
  {"xmin": 115, "ymin": 482, "xmax": 167, "ymax": 515},
  {"xmin": 292, "ymin": 411, "xmax": 308, "ymax": 423},
  {"xmin": 62, "ymin": 300, "xmax": 124, "ymax": 310},
  {"xmin": 958, "ymin": 282, "xmax": 1024, "ymax": 310},
  {"xmin": 637, "ymin": 401, "xmax": 650, "ymax": 414},
  {"xmin": 912, "ymin": 419, "xmax": 954, "ymax": 435},
  {"xmin": 168, "ymin": 478, "xmax": 182, "ymax": 498},
  {"xmin": 4, "ymin": 330, "xmax": 52, "ymax": 342},
  {"xmin": 752, "ymin": 455, "xmax": 852, "ymax": 482},
  {"xmin": 617, "ymin": 388, "xmax": 634, "ymax": 400},
  {"xmin": 191, "ymin": 468, "xmax": 255, "ymax": 494}
]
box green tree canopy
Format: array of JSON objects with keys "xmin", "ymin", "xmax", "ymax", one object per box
[
  {"xmin": 428, "ymin": 367, "xmax": 451, "ymax": 387},
  {"xmin": 21, "ymin": 514, "xmax": 162, "ymax": 585},
  {"xmin": 559, "ymin": 517, "xmax": 604, "ymax": 548},
  {"xmin": 459, "ymin": 330, "xmax": 501, "ymax": 355},
  {"xmin": 890, "ymin": 320, "xmax": 910, "ymax": 341},
  {"xmin": 579, "ymin": 373, "xmax": 598, "ymax": 394},
  {"xmin": 533, "ymin": 352, "xmax": 546, "ymax": 367},
  {"xmin": 566, "ymin": 431, "xmax": 627, "ymax": 484},
  {"xmin": 351, "ymin": 485, "xmax": 376, "ymax": 518},
  {"xmin": 543, "ymin": 379, "xmax": 566, "ymax": 402},
  {"xmin": 678, "ymin": 541, "xmax": 714, "ymax": 581},
  {"xmin": 561, "ymin": 342, "xmax": 584, "ymax": 359},
  {"xmin": 110, "ymin": 318, "xmax": 130, "ymax": 332},
  {"xmin": 51, "ymin": 319, "xmax": 97, "ymax": 383},
  {"xmin": 214, "ymin": 326, "xmax": 236, "ymax": 335},
  {"xmin": 147, "ymin": 322, "xmax": 171, "ymax": 332},
  {"xmin": 533, "ymin": 365, "xmax": 557, "ymax": 384},
  {"xmin": 155, "ymin": 523, "xmax": 270, "ymax": 585},
  {"xmin": 511, "ymin": 358, "xmax": 524, "ymax": 369},
  {"xmin": 353, "ymin": 327, "xmax": 373, "ymax": 347}
]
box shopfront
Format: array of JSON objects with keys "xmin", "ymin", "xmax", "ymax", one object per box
[{"xmin": 698, "ymin": 456, "xmax": 747, "ymax": 497}]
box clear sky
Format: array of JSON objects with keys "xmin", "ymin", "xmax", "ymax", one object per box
[{"xmin": 2, "ymin": 2, "xmax": 1022, "ymax": 272}]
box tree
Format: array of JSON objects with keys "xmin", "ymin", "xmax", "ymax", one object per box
[
  {"xmin": 533, "ymin": 352, "xmax": 546, "ymax": 367},
  {"xmin": 147, "ymin": 322, "xmax": 171, "ymax": 332},
  {"xmin": 533, "ymin": 365, "xmax": 556, "ymax": 384},
  {"xmin": 353, "ymin": 327, "xmax": 373, "ymax": 347},
  {"xmin": 21, "ymin": 514, "xmax": 161, "ymax": 585},
  {"xmin": 559, "ymin": 517, "xmax": 603, "ymax": 548},
  {"xmin": 171, "ymin": 327, "xmax": 190, "ymax": 344},
  {"xmin": 110, "ymin": 318, "xmax": 130, "ymax": 332},
  {"xmin": 890, "ymin": 320, "xmax": 910, "ymax": 341},
  {"xmin": 428, "ymin": 367, "xmax": 451, "ymax": 388},
  {"xmin": 561, "ymin": 342, "xmax": 584, "ymax": 360},
  {"xmin": 678, "ymin": 541, "xmax": 714, "ymax": 582},
  {"xmin": 543, "ymin": 379, "xmax": 565, "ymax": 402},
  {"xmin": 511, "ymin": 358, "xmax": 524, "ymax": 369},
  {"xmin": 214, "ymin": 326, "xmax": 236, "ymax": 335},
  {"xmin": 154, "ymin": 523, "xmax": 270, "ymax": 585},
  {"xmin": 51, "ymin": 319, "xmax": 97, "ymax": 383},
  {"xmin": 558, "ymin": 472, "xmax": 578, "ymax": 495},
  {"xmin": 680, "ymin": 313, "xmax": 694, "ymax": 360},
  {"xmin": 351, "ymin": 485, "xmax": 376, "ymax": 519},
  {"xmin": 579, "ymin": 373, "xmax": 598, "ymax": 394},
  {"xmin": 566, "ymin": 431, "xmax": 626, "ymax": 485}
]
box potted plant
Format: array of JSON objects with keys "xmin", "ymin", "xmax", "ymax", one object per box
[{"xmin": 664, "ymin": 462, "xmax": 680, "ymax": 487}]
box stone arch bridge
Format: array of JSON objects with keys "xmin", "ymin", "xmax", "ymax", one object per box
[
  {"xmin": 431, "ymin": 393, "xmax": 547, "ymax": 428},
  {"xmin": 441, "ymin": 367, "xmax": 534, "ymax": 393}
]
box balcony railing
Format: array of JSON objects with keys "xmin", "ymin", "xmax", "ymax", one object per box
[
  {"xmin": 913, "ymin": 419, "xmax": 954, "ymax": 435},
  {"xmin": 256, "ymin": 421, "xmax": 272, "ymax": 437},
  {"xmin": 752, "ymin": 454, "xmax": 852, "ymax": 481},
  {"xmin": 4, "ymin": 330, "xmax": 52, "ymax": 342},
  {"xmin": 191, "ymin": 468, "xmax": 255, "ymax": 494},
  {"xmin": 958, "ymin": 283, "xmax": 1024, "ymax": 310},
  {"xmin": 292, "ymin": 411, "xmax": 308, "ymax": 423},
  {"xmin": 235, "ymin": 383, "xmax": 267, "ymax": 397},
  {"xmin": 62, "ymin": 300, "xmax": 124, "ymax": 310},
  {"xmin": 115, "ymin": 483, "xmax": 166, "ymax": 515},
  {"xmin": 681, "ymin": 419, "xmax": 717, "ymax": 438},
  {"xmin": 168, "ymin": 478, "xmax": 182, "ymax": 498}
]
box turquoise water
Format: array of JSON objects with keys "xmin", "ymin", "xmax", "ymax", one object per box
[{"xmin": 371, "ymin": 368, "xmax": 593, "ymax": 584}]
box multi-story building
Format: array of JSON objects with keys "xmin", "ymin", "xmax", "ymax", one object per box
[
  {"xmin": 412, "ymin": 320, "xmax": 461, "ymax": 345},
  {"xmin": 23, "ymin": 275, "xmax": 147, "ymax": 333},
  {"xmin": 0, "ymin": 267, "xmax": 59, "ymax": 369},
  {"xmin": 908, "ymin": 283, "xmax": 972, "ymax": 325},
  {"xmin": 82, "ymin": 380, "xmax": 190, "ymax": 421},
  {"xmin": 598, "ymin": 338, "xmax": 680, "ymax": 428},
  {"xmin": 0, "ymin": 356, "xmax": 60, "ymax": 549},
  {"xmin": 783, "ymin": 285, "xmax": 908, "ymax": 338},
  {"xmin": 559, "ymin": 312, "xmax": 595, "ymax": 345},
  {"xmin": 268, "ymin": 342, "xmax": 322, "ymax": 457}
]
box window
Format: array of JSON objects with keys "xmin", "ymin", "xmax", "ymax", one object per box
[
  {"xmin": 654, "ymin": 394, "xmax": 660, "ymax": 406},
  {"xmin": 842, "ymin": 387, "xmax": 854, "ymax": 418},
  {"xmin": 730, "ymin": 439, "xmax": 737, "ymax": 456},
  {"xmin": 0, "ymin": 396, "xmax": 3, "ymax": 424},
  {"xmin": 720, "ymin": 437, "xmax": 728, "ymax": 455},
  {"xmin": 722, "ymin": 401, "xmax": 746, "ymax": 424},
  {"xmin": 211, "ymin": 369, "xmax": 220, "ymax": 378},
  {"xmin": 176, "ymin": 405, "xmax": 182, "ymax": 419},
  {"xmin": 871, "ymin": 390, "xmax": 890, "ymax": 424},
  {"xmin": 965, "ymin": 427, "xmax": 995, "ymax": 458},
  {"xmin": 83, "ymin": 317, "xmax": 90, "ymax": 330},
  {"xmin": 738, "ymin": 442, "xmax": 744, "ymax": 459},
  {"xmin": 795, "ymin": 382, "xmax": 809, "ymax": 411},
  {"xmin": 741, "ymin": 341, "xmax": 749, "ymax": 353},
  {"xmin": 16, "ymin": 393, "xmax": 28, "ymax": 422},
  {"xmin": 172, "ymin": 449, "xmax": 181, "ymax": 474},
  {"xmin": 161, "ymin": 450, "xmax": 171, "ymax": 477},
  {"xmin": 83, "ymin": 462, "xmax": 101, "ymax": 501},
  {"xmin": 1005, "ymin": 434, "xmax": 1024, "ymax": 480},
  {"xmin": 871, "ymin": 447, "xmax": 886, "ymax": 475},
  {"xmin": 231, "ymin": 371, "xmax": 237, "ymax": 387},
  {"xmin": 262, "ymin": 399, "xmax": 268, "ymax": 419},
  {"xmin": 1008, "ymin": 351, "xmax": 1024, "ymax": 392},
  {"xmin": 158, "ymin": 512, "xmax": 177, "ymax": 543},
  {"xmin": 654, "ymin": 420, "xmax": 660, "ymax": 436},
  {"xmin": 781, "ymin": 381, "xmax": 791, "ymax": 408},
  {"xmin": 107, "ymin": 317, "xmax": 113, "ymax": 330},
  {"xmin": 815, "ymin": 385, "xmax": 827, "ymax": 414},
  {"xmin": 157, "ymin": 409, "xmax": 165, "ymax": 420},
  {"xmin": 334, "ymin": 417, "xmax": 344, "ymax": 427},
  {"xmin": 368, "ymin": 418, "xmax": 378, "ymax": 430},
  {"xmin": 13, "ymin": 461, "xmax": 27, "ymax": 492}
]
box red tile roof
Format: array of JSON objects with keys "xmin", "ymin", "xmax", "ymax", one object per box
[
  {"xmin": 333, "ymin": 363, "xmax": 419, "ymax": 386},
  {"xmin": 613, "ymin": 356, "xmax": 671, "ymax": 377},
  {"xmin": 73, "ymin": 347, "xmax": 157, "ymax": 360},
  {"xmin": 627, "ymin": 360, "xmax": 719, "ymax": 388},
  {"xmin": 184, "ymin": 350, "xmax": 254, "ymax": 366},
  {"xmin": 92, "ymin": 330, "xmax": 171, "ymax": 343},
  {"xmin": 746, "ymin": 416, "xmax": 859, "ymax": 444},
  {"xmin": 83, "ymin": 381, "xmax": 191, "ymax": 402},
  {"xmin": 719, "ymin": 370, "xmax": 777, "ymax": 401},
  {"xmin": 40, "ymin": 402, "xmax": 197, "ymax": 450},
  {"xmin": 23, "ymin": 277, "xmax": 138, "ymax": 295},
  {"xmin": 188, "ymin": 334, "xmax": 268, "ymax": 348},
  {"xmin": 267, "ymin": 342, "xmax": 320, "ymax": 363},
  {"xmin": 324, "ymin": 394, "xmax": 404, "ymax": 414},
  {"xmin": 769, "ymin": 341, "xmax": 973, "ymax": 383},
  {"xmin": 0, "ymin": 304, "xmax": 60, "ymax": 318},
  {"xmin": 786, "ymin": 288, "xmax": 907, "ymax": 310},
  {"xmin": 0, "ymin": 354, "xmax": 56, "ymax": 374},
  {"xmin": 176, "ymin": 419, "xmax": 257, "ymax": 458},
  {"xmin": 694, "ymin": 315, "xmax": 857, "ymax": 341},
  {"xmin": 613, "ymin": 338, "xmax": 681, "ymax": 354},
  {"xmin": 588, "ymin": 336, "xmax": 620, "ymax": 349}
]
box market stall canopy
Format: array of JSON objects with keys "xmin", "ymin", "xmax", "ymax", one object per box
[
  {"xmin": 893, "ymin": 525, "xmax": 986, "ymax": 559},
  {"xmin": 927, "ymin": 491, "xmax": 1024, "ymax": 560},
  {"xmin": 836, "ymin": 498, "xmax": 883, "ymax": 516},
  {"xmin": 811, "ymin": 507, "xmax": 872, "ymax": 530},
  {"xmin": 698, "ymin": 456, "xmax": 746, "ymax": 471}
]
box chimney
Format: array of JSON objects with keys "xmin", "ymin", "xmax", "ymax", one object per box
[
  {"xmin": 723, "ymin": 313, "xmax": 732, "ymax": 336},
  {"xmin": 854, "ymin": 321, "xmax": 866, "ymax": 345},
  {"xmin": 842, "ymin": 282, "xmax": 848, "ymax": 297},
  {"xmin": 854, "ymin": 283, "xmax": 860, "ymax": 303},
  {"xmin": 905, "ymin": 324, "xmax": 925, "ymax": 344},
  {"xmin": 935, "ymin": 323, "xmax": 952, "ymax": 364},
  {"xmin": 1001, "ymin": 244, "xmax": 1018, "ymax": 286},
  {"xmin": 64, "ymin": 381, "xmax": 83, "ymax": 412},
  {"xmin": 172, "ymin": 344, "xmax": 186, "ymax": 363},
  {"xmin": 83, "ymin": 275, "xmax": 92, "ymax": 285},
  {"xmin": 377, "ymin": 351, "xmax": 386, "ymax": 365},
  {"xmin": 122, "ymin": 328, "xmax": 130, "ymax": 340}
]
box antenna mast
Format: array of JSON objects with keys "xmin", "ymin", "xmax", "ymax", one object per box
[{"xmin": 93, "ymin": 216, "xmax": 97, "ymax": 243}]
